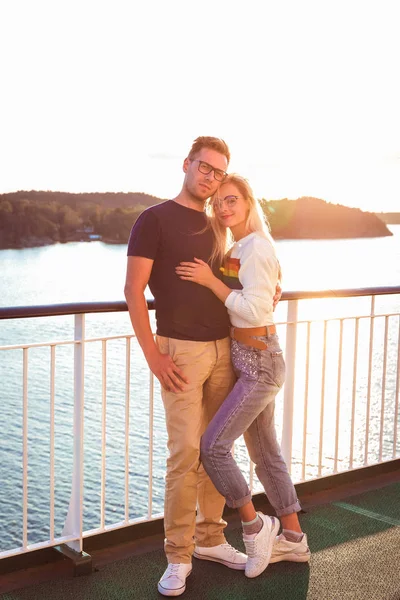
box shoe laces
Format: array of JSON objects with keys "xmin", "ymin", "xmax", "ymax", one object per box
[
  {"xmin": 165, "ymin": 564, "xmax": 182, "ymax": 578},
  {"xmin": 243, "ymin": 538, "xmax": 259, "ymax": 558},
  {"xmin": 220, "ymin": 542, "xmax": 241, "ymax": 555}
]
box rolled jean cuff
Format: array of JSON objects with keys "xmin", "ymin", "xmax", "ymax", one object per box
[
  {"xmin": 275, "ymin": 499, "xmax": 302, "ymax": 517},
  {"xmin": 225, "ymin": 492, "xmax": 252, "ymax": 510}
]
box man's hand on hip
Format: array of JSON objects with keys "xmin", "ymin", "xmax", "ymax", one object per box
[{"xmin": 148, "ymin": 350, "xmax": 189, "ymax": 393}]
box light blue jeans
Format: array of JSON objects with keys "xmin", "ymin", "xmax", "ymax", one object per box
[{"xmin": 200, "ymin": 334, "xmax": 301, "ymax": 516}]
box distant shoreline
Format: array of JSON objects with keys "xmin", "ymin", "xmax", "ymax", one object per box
[
  {"xmin": 0, "ymin": 190, "xmax": 395, "ymax": 249},
  {"xmin": 1, "ymin": 229, "xmax": 396, "ymax": 251}
]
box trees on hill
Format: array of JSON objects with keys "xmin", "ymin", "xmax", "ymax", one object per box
[
  {"xmin": 0, "ymin": 196, "xmax": 145, "ymax": 248},
  {"xmin": 0, "ymin": 191, "xmax": 392, "ymax": 249},
  {"xmin": 264, "ymin": 197, "xmax": 390, "ymax": 239}
]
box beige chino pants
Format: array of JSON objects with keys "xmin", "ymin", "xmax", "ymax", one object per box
[{"xmin": 156, "ymin": 335, "xmax": 236, "ymax": 564}]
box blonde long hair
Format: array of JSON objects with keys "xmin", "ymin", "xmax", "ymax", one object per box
[{"xmin": 206, "ymin": 174, "xmax": 279, "ymax": 273}]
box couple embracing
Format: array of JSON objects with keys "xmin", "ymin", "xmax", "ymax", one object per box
[{"xmin": 124, "ymin": 136, "xmax": 310, "ymax": 597}]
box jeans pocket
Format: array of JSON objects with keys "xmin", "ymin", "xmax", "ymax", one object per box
[
  {"xmin": 271, "ymin": 351, "xmax": 285, "ymax": 388},
  {"xmin": 231, "ymin": 340, "xmax": 260, "ymax": 379}
]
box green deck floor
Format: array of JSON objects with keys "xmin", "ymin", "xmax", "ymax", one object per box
[{"xmin": 2, "ymin": 482, "xmax": 400, "ymax": 600}]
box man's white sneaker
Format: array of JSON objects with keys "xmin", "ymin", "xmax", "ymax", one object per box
[
  {"xmin": 243, "ymin": 512, "xmax": 280, "ymax": 578},
  {"xmin": 157, "ymin": 563, "xmax": 192, "ymax": 597},
  {"xmin": 193, "ymin": 542, "xmax": 247, "ymax": 570},
  {"xmin": 270, "ymin": 533, "xmax": 311, "ymax": 563}
]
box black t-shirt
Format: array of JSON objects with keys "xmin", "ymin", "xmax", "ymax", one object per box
[{"xmin": 127, "ymin": 200, "xmax": 230, "ymax": 341}]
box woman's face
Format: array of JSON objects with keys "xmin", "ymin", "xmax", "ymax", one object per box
[{"xmin": 212, "ymin": 182, "xmax": 249, "ymax": 231}]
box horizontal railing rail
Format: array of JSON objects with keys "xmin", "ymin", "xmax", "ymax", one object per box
[
  {"xmin": 0, "ymin": 300, "xmax": 153, "ymax": 320},
  {"xmin": 0, "ymin": 285, "xmax": 399, "ymax": 561},
  {"xmin": 0, "ymin": 286, "xmax": 399, "ymax": 320}
]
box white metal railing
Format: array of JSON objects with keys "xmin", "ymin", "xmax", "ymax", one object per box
[{"xmin": 0, "ymin": 287, "xmax": 399, "ymax": 561}]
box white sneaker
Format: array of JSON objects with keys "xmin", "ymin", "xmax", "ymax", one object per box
[
  {"xmin": 243, "ymin": 512, "xmax": 280, "ymax": 578},
  {"xmin": 194, "ymin": 542, "xmax": 247, "ymax": 570},
  {"xmin": 270, "ymin": 532, "xmax": 311, "ymax": 563},
  {"xmin": 157, "ymin": 563, "xmax": 192, "ymax": 597}
]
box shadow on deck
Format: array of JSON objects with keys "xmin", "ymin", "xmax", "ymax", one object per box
[{"xmin": 1, "ymin": 467, "xmax": 400, "ymax": 600}]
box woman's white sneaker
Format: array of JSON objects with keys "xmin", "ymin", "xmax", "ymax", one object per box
[
  {"xmin": 157, "ymin": 563, "xmax": 192, "ymax": 597},
  {"xmin": 243, "ymin": 513, "xmax": 280, "ymax": 578},
  {"xmin": 270, "ymin": 533, "xmax": 311, "ymax": 563}
]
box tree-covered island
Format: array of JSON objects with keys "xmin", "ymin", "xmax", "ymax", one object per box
[{"xmin": 0, "ymin": 190, "xmax": 393, "ymax": 249}]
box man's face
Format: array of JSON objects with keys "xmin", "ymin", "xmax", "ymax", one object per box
[{"xmin": 183, "ymin": 148, "xmax": 228, "ymax": 203}]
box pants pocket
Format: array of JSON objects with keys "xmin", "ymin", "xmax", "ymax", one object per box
[
  {"xmin": 231, "ymin": 340, "xmax": 260, "ymax": 379},
  {"xmin": 271, "ymin": 351, "xmax": 285, "ymax": 388}
]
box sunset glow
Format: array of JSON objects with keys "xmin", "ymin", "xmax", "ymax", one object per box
[{"xmin": 0, "ymin": 0, "xmax": 399, "ymax": 211}]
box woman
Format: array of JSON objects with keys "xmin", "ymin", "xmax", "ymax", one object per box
[{"xmin": 175, "ymin": 174, "xmax": 310, "ymax": 578}]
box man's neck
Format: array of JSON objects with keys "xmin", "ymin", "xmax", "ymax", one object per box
[{"xmin": 173, "ymin": 190, "xmax": 205, "ymax": 212}]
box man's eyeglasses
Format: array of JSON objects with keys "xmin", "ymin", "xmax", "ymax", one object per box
[
  {"xmin": 191, "ymin": 160, "xmax": 227, "ymax": 182},
  {"xmin": 212, "ymin": 195, "xmax": 240, "ymax": 211}
]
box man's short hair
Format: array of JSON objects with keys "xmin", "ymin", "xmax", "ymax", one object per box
[{"xmin": 187, "ymin": 136, "xmax": 230, "ymax": 164}]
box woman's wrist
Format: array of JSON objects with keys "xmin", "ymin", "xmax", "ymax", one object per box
[{"xmin": 209, "ymin": 278, "xmax": 231, "ymax": 303}]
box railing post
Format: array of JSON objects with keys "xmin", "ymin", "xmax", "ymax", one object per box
[
  {"xmin": 365, "ymin": 295, "xmax": 375, "ymax": 465},
  {"xmin": 281, "ymin": 299, "xmax": 298, "ymax": 472},
  {"xmin": 61, "ymin": 313, "xmax": 85, "ymax": 553}
]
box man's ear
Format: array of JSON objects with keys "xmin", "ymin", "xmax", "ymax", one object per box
[{"xmin": 183, "ymin": 157, "xmax": 190, "ymax": 173}]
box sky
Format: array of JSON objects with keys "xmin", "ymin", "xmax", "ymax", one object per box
[{"xmin": 0, "ymin": 0, "xmax": 399, "ymax": 212}]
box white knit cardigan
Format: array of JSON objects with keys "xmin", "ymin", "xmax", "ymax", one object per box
[{"xmin": 224, "ymin": 232, "xmax": 279, "ymax": 328}]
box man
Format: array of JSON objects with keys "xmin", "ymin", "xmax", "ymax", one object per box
[{"xmin": 124, "ymin": 137, "xmax": 247, "ymax": 596}]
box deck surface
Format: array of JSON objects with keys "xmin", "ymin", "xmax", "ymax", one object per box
[{"xmin": 1, "ymin": 479, "xmax": 400, "ymax": 600}]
